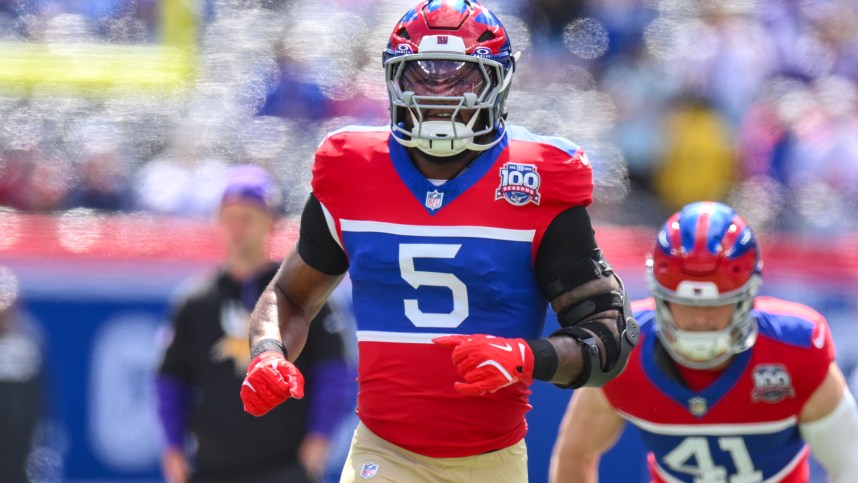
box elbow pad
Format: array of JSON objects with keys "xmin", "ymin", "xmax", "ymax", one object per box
[
  {"xmin": 546, "ymin": 252, "xmax": 640, "ymax": 389},
  {"xmin": 800, "ymin": 390, "xmax": 858, "ymax": 481}
]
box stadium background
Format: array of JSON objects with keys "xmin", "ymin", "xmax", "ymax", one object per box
[{"xmin": 1, "ymin": 0, "xmax": 857, "ymax": 481}]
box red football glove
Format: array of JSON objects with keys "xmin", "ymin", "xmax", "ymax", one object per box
[
  {"xmin": 240, "ymin": 351, "xmax": 305, "ymax": 417},
  {"xmin": 433, "ymin": 334, "xmax": 535, "ymax": 396}
]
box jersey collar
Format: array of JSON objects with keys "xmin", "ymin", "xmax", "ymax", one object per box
[
  {"xmin": 642, "ymin": 327, "xmax": 753, "ymax": 417},
  {"xmin": 387, "ymin": 129, "xmax": 509, "ymax": 216}
]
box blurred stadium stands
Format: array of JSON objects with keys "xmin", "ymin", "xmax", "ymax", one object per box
[{"xmin": 2, "ymin": 0, "xmax": 858, "ymax": 481}]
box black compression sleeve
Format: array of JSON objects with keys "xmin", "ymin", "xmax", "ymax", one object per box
[
  {"xmin": 297, "ymin": 194, "xmax": 349, "ymax": 275},
  {"xmin": 534, "ymin": 206, "xmax": 599, "ymax": 299}
]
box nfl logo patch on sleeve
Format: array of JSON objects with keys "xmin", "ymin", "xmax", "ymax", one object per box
[{"xmin": 360, "ymin": 462, "xmax": 379, "ymax": 479}]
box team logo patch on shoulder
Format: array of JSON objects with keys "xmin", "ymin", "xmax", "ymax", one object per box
[
  {"xmin": 496, "ymin": 163, "xmax": 541, "ymax": 206},
  {"xmin": 360, "ymin": 462, "xmax": 379, "ymax": 479},
  {"xmin": 751, "ymin": 364, "xmax": 796, "ymax": 403},
  {"xmin": 425, "ymin": 189, "xmax": 444, "ymax": 210}
]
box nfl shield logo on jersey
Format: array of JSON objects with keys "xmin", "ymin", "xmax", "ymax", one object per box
[
  {"xmin": 751, "ymin": 364, "xmax": 796, "ymax": 403},
  {"xmin": 496, "ymin": 163, "xmax": 541, "ymax": 206},
  {"xmin": 425, "ymin": 189, "xmax": 444, "ymax": 210},
  {"xmin": 360, "ymin": 462, "xmax": 379, "ymax": 479},
  {"xmin": 688, "ymin": 396, "xmax": 708, "ymax": 416}
]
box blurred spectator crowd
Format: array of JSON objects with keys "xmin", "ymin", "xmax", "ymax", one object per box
[{"xmin": 1, "ymin": 0, "xmax": 857, "ymax": 235}]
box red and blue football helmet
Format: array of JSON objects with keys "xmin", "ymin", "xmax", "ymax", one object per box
[
  {"xmin": 647, "ymin": 202, "xmax": 763, "ymax": 369},
  {"xmin": 383, "ymin": 0, "xmax": 516, "ymax": 157}
]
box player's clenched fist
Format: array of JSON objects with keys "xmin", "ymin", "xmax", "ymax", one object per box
[
  {"xmin": 433, "ymin": 334, "xmax": 535, "ymax": 396},
  {"xmin": 240, "ymin": 351, "xmax": 304, "ymax": 417}
]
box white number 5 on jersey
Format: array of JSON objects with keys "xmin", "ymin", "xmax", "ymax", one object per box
[{"xmin": 399, "ymin": 244, "xmax": 469, "ymax": 328}]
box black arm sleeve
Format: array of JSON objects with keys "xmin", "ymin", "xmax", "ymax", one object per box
[
  {"xmin": 533, "ymin": 205, "xmax": 599, "ymax": 299},
  {"xmin": 297, "ymin": 193, "xmax": 349, "ymax": 275}
]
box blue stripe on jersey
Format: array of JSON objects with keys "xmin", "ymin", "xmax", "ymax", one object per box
[
  {"xmin": 755, "ymin": 310, "xmax": 814, "ymax": 349},
  {"xmin": 639, "ymin": 426, "xmax": 804, "ymax": 482},
  {"xmin": 341, "ymin": 222, "xmax": 546, "ymax": 339},
  {"xmin": 639, "ymin": 315, "xmax": 753, "ymax": 416},
  {"xmin": 506, "ymin": 124, "xmax": 581, "ymax": 157},
  {"xmin": 387, "ymin": 129, "xmax": 509, "ymax": 215}
]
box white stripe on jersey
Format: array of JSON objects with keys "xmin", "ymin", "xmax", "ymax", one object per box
[
  {"xmin": 357, "ymin": 330, "xmax": 453, "ymax": 344},
  {"xmin": 325, "ymin": 124, "xmax": 389, "ymax": 136},
  {"xmin": 340, "ymin": 219, "xmax": 535, "ymax": 242},
  {"xmin": 318, "ymin": 201, "xmax": 343, "ymax": 250},
  {"xmin": 618, "ymin": 410, "xmax": 798, "ymax": 436}
]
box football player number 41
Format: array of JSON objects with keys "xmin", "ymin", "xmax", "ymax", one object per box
[
  {"xmin": 663, "ymin": 436, "xmax": 763, "ymax": 483},
  {"xmin": 399, "ymin": 244, "xmax": 469, "ymax": 328}
]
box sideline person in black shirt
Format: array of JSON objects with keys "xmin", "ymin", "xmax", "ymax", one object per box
[{"xmin": 155, "ymin": 165, "xmax": 355, "ymax": 483}]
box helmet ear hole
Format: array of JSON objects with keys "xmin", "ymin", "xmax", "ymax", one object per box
[{"xmin": 477, "ymin": 30, "xmax": 495, "ymax": 42}]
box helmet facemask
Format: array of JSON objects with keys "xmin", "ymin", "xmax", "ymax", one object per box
[
  {"xmin": 648, "ymin": 268, "xmax": 762, "ymax": 369},
  {"xmin": 385, "ymin": 52, "xmax": 512, "ymax": 157}
]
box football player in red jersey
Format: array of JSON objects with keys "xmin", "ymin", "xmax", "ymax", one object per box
[
  {"xmin": 550, "ymin": 202, "xmax": 858, "ymax": 483},
  {"xmin": 239, "ymin": 1, "xmax": 638, "ymax": 481}
]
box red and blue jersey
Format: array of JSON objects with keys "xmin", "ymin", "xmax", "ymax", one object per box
[
  {"xmin": 311, "ymin": 125, "xmax": 593, "ymax": 457},
  {"xmin": 603, "ymin": 297, "xmax": 835, "ymax": 483}
]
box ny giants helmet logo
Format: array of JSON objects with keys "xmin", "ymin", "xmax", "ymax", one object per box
[
  {"xmin": 751, "ymin": 364, "xmax": 796, "ymax": 403},
  {"xmin": 496, "ymin": 163, "xmax": 541, "ymax": 206}
]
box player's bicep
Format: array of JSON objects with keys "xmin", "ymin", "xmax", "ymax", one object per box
[
  {"xmin": 799, "ymin": 363, "xmax": 858, "ymax": 479},
  {"xmin": 534, "ymin": 206, "xmax": 638, "ymax": 388},
  {"xmin": 535, "ymin": 205, "xmax": 598, "ymax": 296},
  {"xmin": 534, "ymin": 205, "xmax": 620, "ymax": 318},
  {"xmin": 800, "ymin": 362, "xmax": 848, "ymax": 423}
]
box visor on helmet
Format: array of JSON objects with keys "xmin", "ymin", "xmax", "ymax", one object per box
[{"xmin": 400, "ymin": 60, "xmax": 494, "ymax": 98}]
